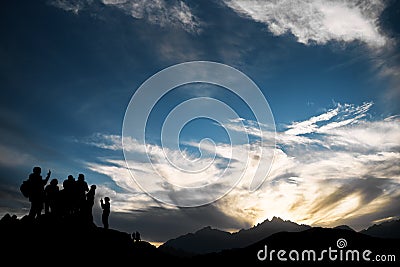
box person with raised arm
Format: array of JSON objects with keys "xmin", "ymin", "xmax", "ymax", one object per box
[{"xmin": 28, "ymin": 166, "xmax": 51, "ymax": 219}]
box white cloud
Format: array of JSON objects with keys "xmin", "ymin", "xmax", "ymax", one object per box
[
  {"xmin": 50, "ymin": 0, "xmax": 201, "ymax": 33},
  {"xmin": 81, "ymin": 133, "xmax": 149, "ymax": 153},
  {"xmin": 83, "ymin": 102, "xmax": 400, "ymax": 231},
  {"xmin": 323, "ymin": 119, "xmax": 400, "ymax": 152},
  {"xmin": 285, "ymin": 102, "xmax": 373, "ymax": 136},
  {"xmin": 49, "ymin": 0, "xmax": 93, "ymax": 14},
  {"xmin": 285, "ymin": 105, "xmax": 340, "ymax": 135},
  {"xmin": 213, "ymin": 102, "xmax": 400, "ymax": 229},
  {"xmin": 86, "ymin": 159, "xmax": 173, "ymax": 213},
  {"xmin": 223, "ymin": 0, "xmax": 387, "ymax": 47},
  {"xmin": 100, "ymin": 0, "xmax": 201, "ymax": 33}
]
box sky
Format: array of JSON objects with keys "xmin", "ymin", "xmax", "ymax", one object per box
[{"xmin": 1, "ymin": 0, "xmax": 399, "ymax": 244}]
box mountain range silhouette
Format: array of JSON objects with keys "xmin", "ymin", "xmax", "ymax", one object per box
[
  {"xmin": 360, "ymin": 219, "xmax": 400, "ymax": 239},
  {"xmin": 1, "ymin": 213, "xmax": 399, "ymax": 265},
  {"xmin": 193, "ymin": 226, "xmax": 400, "ymax": 265},
  {"xmin": 160, "ymin": 216, "xmax": 400, "ymax": 257},
  {"xmin": 160, "ymin": 216, "xmax": 310, "ymax": 254}
]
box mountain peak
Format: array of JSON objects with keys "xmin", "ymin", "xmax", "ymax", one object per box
[
  {"xmin": 361, "ymin": 219, "xmax": 400, "ymax": 239},
  {"xmin": 334, "ymin": 225, "xmax": 355, "ymax": 232},
  {"xmin": 256, "ymin": 216, "xmax": 302, "ymax": 227},
  {"xmin": 270, "ymin": 216, "xmax": 285, "ymax": 222},
  {"xmin": 196, "ymin": 226, "xmax": 214, "ymax": 233},
  {"xmin": 162, "ymin": 216, "xmax": 310, "ymax": 255}
]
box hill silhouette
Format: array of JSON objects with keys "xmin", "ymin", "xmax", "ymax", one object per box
[
  {"xmin": 1, "ymin": 213, "xmax": 399, "ymax": 266},
  {"xmin": 333, "ymin": 225, "xmax": 355, "ymax": 231},
  {"xmin": 0, "ymin": 213, "xmax": 174, "ymax": 265},
  {"xmin": 361, "ymin": 219, "xmax": 400, "ymax": 239},
  {"xmin": 160, "ymin": 216, "xmax": 310, "ymax": 254},
  {"xmin": 194, "ymin": 227, "xmax": 400, "ymax": 265}
]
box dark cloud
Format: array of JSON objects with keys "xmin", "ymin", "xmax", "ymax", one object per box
[
  {"xmin": 330, "ymin": 194, "xmax": 400, "ymax": 231},
  {"xmin": 308, "ymin": 177, "xmax": 397, "ymax": 221},
  {"xmin": 0, "ymin": 183, "xmax": 30, "ymax": 218},
  {"xmin": 364, "ymin": 157, "xmax": 400, "ymax": 178}
]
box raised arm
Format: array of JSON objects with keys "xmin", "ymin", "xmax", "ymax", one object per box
[{"xmin": 44, "ymin": 169, "xmax": 51, "ymax": 184}]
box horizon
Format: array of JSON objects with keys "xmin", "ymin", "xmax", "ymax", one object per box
[
  {"xmin": 1, "ymin": 212, "xmax": 397, "ymax": 248},
  {"xmin": 1, "ymin": 0, "xmax": 399, "ymax": 244}
]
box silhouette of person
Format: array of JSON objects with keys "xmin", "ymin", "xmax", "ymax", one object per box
[
  {"xmin": 76, "ymin": 174, "xmax": 89, "ymax": 215},
  {"xmin": 135, "ymin": 231, "xmax": 141, "ymax": 242},
  {"xmin": 131, "ymin": 231, "xmax": 136, "ymax": 242},
  {"xmin": 58, "ymin": 188, "xmax": 67, "ymax": 218},
  {"xmin": 85, "ymin": 184, "xmax": 96, "ymax": 222},
  {"xmin": 44, "ymin": 178, "xmax": 59, "ymax": 215},
  {"xmin": 62, "ymin": 175, "xmax": 76, "ymax": 216},
  {"xmin": 100, "ymin": 197, "xmax": 110, "ymax": 229},
  {"xmin": 28, "ymin": 167, "xmax": 51, "ymax": 219}
]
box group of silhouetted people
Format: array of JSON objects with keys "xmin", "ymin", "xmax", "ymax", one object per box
[
  {"xmin": 23, "ymin": 166, "xmax": 111, "ymax": 229},
  {"xmin": 131, "ymin": 231, "xmax": 141, "ymax": 242}
]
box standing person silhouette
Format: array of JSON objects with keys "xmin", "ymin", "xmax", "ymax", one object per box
[
  {"xmin": 62, "ymin": 175, "xmax": 76, "ymax": 216},
  {"xmin": 28, "ymin": 167, "xmax": 51, "ymax": 219},
  {"xmin": 85, "ymin": 185, "xmax": 96, "ymax": 222},
  {"xmin": 44, "ymin": 178, "xmax": 59, "ymax": 215},
  {"xmin": 100, "ymin": 197, "xmax": 110, "ymax": 229},
  {"xmin": 76, "ymin": 173, "xmax": 89, "ymax": 215}
]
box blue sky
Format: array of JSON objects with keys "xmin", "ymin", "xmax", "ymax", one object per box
[{"xmin": 1, "ymin": 0, "xmax": 399, "ymax": 244}]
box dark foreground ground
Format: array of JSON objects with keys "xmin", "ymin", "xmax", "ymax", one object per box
[{"xmin": 1, "ymin": 214, "xmax": 399, "ymax": 266}]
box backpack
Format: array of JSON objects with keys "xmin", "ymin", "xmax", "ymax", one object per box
[{"xmin": 20, "ymin": 179, "xmax": 31, "ymax": 198}]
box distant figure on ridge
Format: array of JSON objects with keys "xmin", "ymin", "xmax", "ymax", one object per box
[
  {"xmin": 135, "ymin": 231, "xmax": 141, "ymax": 242},
  {"xmin": 131, "ymin": 231, "xmax": 140, "ymax": 242},
  {"xmin": 28, "ymin": 167, "xmax": 51, "ymax": 219},
  {"xmin": 131, "ymin": 232, "xmax": 136, "ymax": 242},
  {"xmin": 100, "ymin": 197, "xmax": 110, "ymax": 229}
]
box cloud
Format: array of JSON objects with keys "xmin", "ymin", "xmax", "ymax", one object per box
[
  {"xmin": 223, "ymin": 0, "xmax": 387, "ymax": 47},
  {"xmin": 0, "ymin": 144, "xmax": 36, "ymax": 168},
  {"xmin": 308, "ymin": 177, "xmax": 394, "ymax": 220},
  {"xmin": 81, "ymin": 133, "xmax": 124, "ymax": 151},
  {"xmin": 49, "ymin": 0, "xmax": 92, "ymax": 14},
  {"xmin": 284, "ymin": 102, "xmax": 373, "ymax": 136},
  {"xmin": 0, "ymin": 184, "xmax": 31, "ymax": 219},
  {"xmin": 83, "ymin": 102, "xmax": 400, "ymax": 237},
  {"xmin": 101, "ymin": 0, "xmax": 201, "ymax": 33},
  {"xmin": 50, "ymin": 0, "xmax": 201, "ymax": 33},
  {"xmin": 215, "ymin": 102, "xmax": 400, "ymax": 230},
  {"xmin": 85, "ymin": 158, "xmax": 251, "ymax": 241},
  {"xmin": 374, "ymin": 53, "xmax": 400, "ymax": 108}
]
